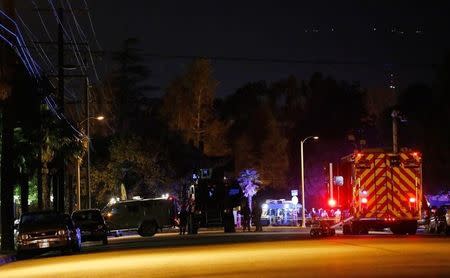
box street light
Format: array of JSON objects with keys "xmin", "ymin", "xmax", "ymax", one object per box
[
  {"xmin": 78, "ymin": 115, "xmax": 105, "ymax": 125},
  {"xmin": 76, "ymin": 115, "xmax": 105, "ymax": 210},
  {"xmin": 300, "ymin": 135, "xmax": 319, "ymax": 228}
]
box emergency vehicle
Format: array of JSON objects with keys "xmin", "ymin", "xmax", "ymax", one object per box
[
  {"xmin": 335, "ymin": 149, "xmax": 423, "ymax": 235},
  {"xmin": 102, "ymin": 197, "xmax": 179, "ymax": 237}
]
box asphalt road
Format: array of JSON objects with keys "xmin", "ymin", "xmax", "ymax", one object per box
[{"xmin": 1, "ymin": 231, "xmax": 450, "ymax": 278}]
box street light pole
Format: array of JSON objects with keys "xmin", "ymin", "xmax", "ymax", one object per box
[
  {"xmin": 86, "ymin": 77, "xmax": 90, "ymax": 209},
  {"xmin": 300, "ymin": 135, "xmax": 319, "ymax": 228},
  {"xmin": 77, "ymin": 114, "xmax": 104, "ymax": 210},
  {"xmin": 76, "ymin": 157, "xmax": 81, "ymax": 210}
]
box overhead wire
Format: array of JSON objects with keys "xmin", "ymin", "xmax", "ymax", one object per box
[
  {"xmin": 1, "ymin": 6, "xmax": 82, "ymax": 137},
  {"xmin": 31, "ymin": 0, "xmax": 54, "ymax": 42},
  {"xmin": 0, "ymin": 22, "xmax": 35, "ymax": 76},
  {"xmin": 16, "ymin": 10, "xmax": 55, "ymax": 73},
  {"xmin": 0, "ymin": 12, "xmax": 39, "ymax": 76},
  {"xmin": 83, "ymin": 0, "xmax": 102, "ymax": 52},
  {"xmin": 66, "ymin": 0, "xmax": 100, "ymax": 82}
]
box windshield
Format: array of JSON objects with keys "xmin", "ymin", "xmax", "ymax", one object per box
[
  {"xmin": 72, "ymin": 211, "xmax": 103, "ymax": 223},
  {"xmin": 20, "ymin": 212, "xmax": 65, "ymax": 227}
]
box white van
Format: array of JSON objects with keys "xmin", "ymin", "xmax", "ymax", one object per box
[{"xmin": 102, "ymin": 197, "xmax": 179, "ymax": 237}]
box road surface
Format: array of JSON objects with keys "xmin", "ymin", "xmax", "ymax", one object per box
[{"xmin": 1, "ymin": 232, "xmax": 449, "ymax": 277}]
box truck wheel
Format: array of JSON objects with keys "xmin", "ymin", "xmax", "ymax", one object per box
[
  {"xmin": 343, "ymin": 224, "xmax": 351, "ymax": 235},
  {"xmin": 390, "ymin": 226, "xmax": 403, "ymax": 235},
  {"xmin": 359, "ymin": 227, "xmax": 369, "ymax": 235},
  {"xmin": 408, "ymin": 228, "xmax": 417, "ymax": 235},
  {"xmin": 16, "ymin": 250, "xmax": 30, "ymax": 260},
  {"xmin": 138, "ymin": 221, "xmax": 158, "ymax": 237},
  {"xmin": 71, "ymin": 239, "xmax": 81, "ymax": 253},
  {"xmin": 351, "ymin": 222, "xmax": 368, "ymax": 235},
  {"xmin": 445, "ymin": 226, "xmax": 450, "ymax": 235},
  {"xmin": 407, "ymin": 223, "xmax": 417, "ymax": 235}
]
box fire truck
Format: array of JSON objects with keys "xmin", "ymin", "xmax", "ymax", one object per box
[{"xmin": 335, "ymin": 149, "xmax": 423, "ymax": 235}]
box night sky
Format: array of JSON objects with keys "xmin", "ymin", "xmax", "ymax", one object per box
[
  {"xmin": 87, "ymin": 1, "xmax": 450, "ymax": 96},
  {"xmin": 12, "ymin": 1, "xmax": 450, "ymax": 96}
]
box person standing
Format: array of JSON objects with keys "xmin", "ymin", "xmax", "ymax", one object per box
[
  {"xmin": 179, "ymin": 205, "xmax": 188, "ymax": 235},
  {"xmin": 252, "ymin": 200, "xmax": 263, "ymax": 232},
  {"xmin": 242, "ymin": 204, "xmax": 251, "ymax": 232}
]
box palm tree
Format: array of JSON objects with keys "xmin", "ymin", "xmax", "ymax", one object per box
[{"xmin": 238, "ymin": 169, "xmax": 260, "ymax": 212}]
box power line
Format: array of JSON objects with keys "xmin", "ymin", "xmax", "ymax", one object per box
[{"xmin": 142, "ymin": 53, "xmax": 438, "ymax": 68}]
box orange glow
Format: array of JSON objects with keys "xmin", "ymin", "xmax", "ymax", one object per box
[{"xmin": 328, "ymin": 199, "xmax": 336, "ymax": 207}]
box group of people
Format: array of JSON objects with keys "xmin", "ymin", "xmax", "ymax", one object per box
[
  {"xmin": 308, "ymin": 208, "xmax": 342, "ymax": 222},
  {"xmin": 178, "ymin": 204, "xmax": 200, "ymax": 235},
  {"xmin": 240, "ymin": 200, "xmax": 263, "ymax": 232},
  {"xmin": 177, "ymin": 200, "xmax": 264, "ymax": 234}
]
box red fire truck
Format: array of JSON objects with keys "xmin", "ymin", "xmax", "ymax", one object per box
[{"xmin": 335, "ymin": 148, "xmax": 423, "ymax": 235}]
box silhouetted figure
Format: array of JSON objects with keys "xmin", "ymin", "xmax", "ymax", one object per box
[
  {"xmin": 223, "ymin": 209, "xmax": 236, "ymax": 233},
  {"xmin": 242, "ymin": 204, "xmax": 251, "ymax": 232},
  {"xmin": 252, "ymin": 201, "xmax": 263, "ymax": 232},
  {"xmin": 179, "ymin": 205, "xmax": 188, "ymax": 235}
]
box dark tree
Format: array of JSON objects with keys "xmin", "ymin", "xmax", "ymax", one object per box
[{"xmin": 111, "ymin": 38, "xmax": 152, "ymax": 132}]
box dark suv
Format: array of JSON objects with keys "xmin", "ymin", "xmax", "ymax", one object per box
[
  {"xmin": 16, "ymin": 211, "xmax": 81, "ymax": 258},
  {"xmin": 435, "ymin": 205, "xmax": 450, "ymax": 235},
  {"xmin": 72, "ymin": 209, "xmax": 108, "ymax": 245}
]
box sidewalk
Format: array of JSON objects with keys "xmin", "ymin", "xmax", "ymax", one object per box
[{"xmin": 200, "ymin": 225, "xmax": 312, "ymax": 233}]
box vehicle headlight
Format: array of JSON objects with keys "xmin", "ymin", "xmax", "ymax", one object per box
[
  {"xmin": 56, "ymin": 229, "xmax": 67, "ymax": 236},
  {"xmin": 19, "ymin": 234, "xmax": 30, "ymax": 240}
]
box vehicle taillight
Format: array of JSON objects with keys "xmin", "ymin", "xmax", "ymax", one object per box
[
  {"xmin": 361, "ymin": 197, "xmax": 368, "ymax": 204},
  {"xmin": 56, "ymin": 229, "xmax": 66, "ymax": 236},
  {"xmin": 19, "ymin": 234, "xmax": 30, "ymax": 240},
  {"xmin": 409, "ymin": 197, "xmax": 416, "ymax": 203}
]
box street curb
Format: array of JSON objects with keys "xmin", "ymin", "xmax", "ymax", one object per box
[{"xmin": 0, "ymin": 254, "xmax": 16, "ymax": 266}]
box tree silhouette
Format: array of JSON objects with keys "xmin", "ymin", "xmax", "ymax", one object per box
[
  {"xmin": 162, "ymin": 58, "xmax": 223, "ymax": 154},
  {"xmin": 238, "ymin": 169, "xmax": 260, "ymax": 211}
]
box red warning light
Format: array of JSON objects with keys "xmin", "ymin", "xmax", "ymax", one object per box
[
  {"xmin": 361, "ymin": 197, "xmax": 368, "ymax": 204},
  {"xmin": 409, "ymin": 197, "xmax": 416, "ymax": 203}
]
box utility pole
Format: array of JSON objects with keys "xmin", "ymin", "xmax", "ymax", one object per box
[
  {"xmin": 0, "ymin": 0, "xmax": 17, "ymax": 251},
  {"xmin": 30, "ymin": 3, "xmax": 102, "ymax": 212},
  {"xmin": 392, "ymin": 110, "xmax": 399, "ymax": 154},
  {"xmin": 329, "ymin": 162, "xmax": 334, "ymax": 202},
  {"xmin": 56, "ymin": 4, "xmax": 66, "ymax": 213},
  {"xmin": 85, "ymin": 77, "xmax": 91, "ymax": 209}
]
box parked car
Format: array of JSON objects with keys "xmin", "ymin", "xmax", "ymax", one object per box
[
  {"xmin": 435, "ymin": 205, "xmax": 450, "ymax": 235},
  {"xmin": 72, "ymin": 209, "xmax": 108, "ymax": 245},
  {"xmin": 426, "ymin": 206, "xmax": 439, "ymax": 233},
  {"xmin": 16, "ymin": 211, "xmax": 81, "ymax": 258}
]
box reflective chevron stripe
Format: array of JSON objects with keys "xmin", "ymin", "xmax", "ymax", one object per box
[{"xmin": 352, "ymin": 151, "xmax": 421, "ymax": 220}]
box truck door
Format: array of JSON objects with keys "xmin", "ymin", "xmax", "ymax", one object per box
[
  {"xmin": 112, "ymin": 203, "xmax": 128, "ymax": 230},
  {"xmin": 125, "ymin": 203, "xmax": 141, "ymax": 228}
]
